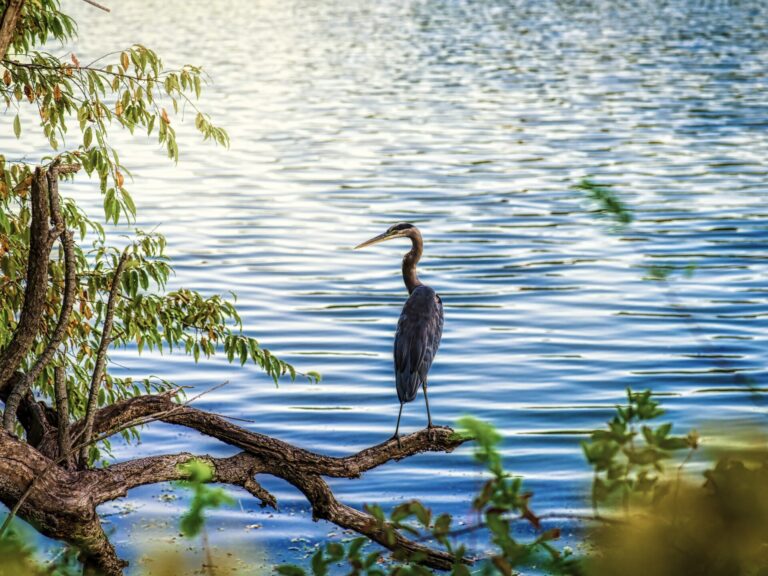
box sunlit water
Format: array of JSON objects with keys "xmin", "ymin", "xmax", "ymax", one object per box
[{"xmin": 3, "ymin": 0, "xmax": 768, "ymax": 571}]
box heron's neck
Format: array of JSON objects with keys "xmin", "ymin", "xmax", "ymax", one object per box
[{"xmin": 402, "ymin": 230, "xmax": 423, "ymax": 294}]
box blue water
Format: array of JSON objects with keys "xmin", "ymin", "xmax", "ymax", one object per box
[{"xmin": 3, "ymin": 0, "xmax": 768, "ymax": 571}]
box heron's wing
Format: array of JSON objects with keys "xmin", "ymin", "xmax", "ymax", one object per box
[{"xmin": 394, "ymin": 286, "xmax": 444, "ymax": 403}]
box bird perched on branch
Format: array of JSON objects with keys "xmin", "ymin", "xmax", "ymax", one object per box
[{"xmin": 356, "ymin": 223, "xmax": 444, "ymax": 443}]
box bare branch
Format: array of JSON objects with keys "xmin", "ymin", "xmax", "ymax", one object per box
[
  {"xmin": 81, "ymin": 0, "xmax": 110, "ymax": 13},
  {"xmin": 79, "ymin": 249, "xmax": 129, "ymax": 466},
  {"xmin": 81, "ymin": 393, "xmax": 464, "ymax": 479}
]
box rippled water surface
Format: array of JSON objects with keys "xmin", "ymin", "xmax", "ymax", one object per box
[{"xmin": 6, "ymin": 0, "xmax": 768, "ymax": 570}]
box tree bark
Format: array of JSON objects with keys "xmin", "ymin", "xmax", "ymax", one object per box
[
  {"xmin": 0, "ymin": 0, "xmax": 24, "ymax": 61},
  {"xmin": 54, "ymin": 366, "xmax": 73, "ymax": 469},
  {"xmin": 0, "ymin": 168, "xmax": 51, "ymax": 392},
  {"xmin": 3, "ymin": 165, "xmax": 78, "ymax": 432}
]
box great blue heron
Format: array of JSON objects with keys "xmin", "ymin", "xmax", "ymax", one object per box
[{"xmin": 355, "ymin": 223, "xmax": 444, "ymax": 442}]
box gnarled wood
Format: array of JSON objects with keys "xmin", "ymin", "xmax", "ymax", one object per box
[
  {"xmin": 54, "ymin": 366, "xmax": 73, "ymax": 469},
  {"xmin": 3, "ymin": 165, "xmax": 79, "ymax": 432},
  {"xmin": 0, "ymin": 394, "xmax": 469, "ymax": 574},
  {"xmin": 82, "ymin": 393, "xmax": 462, "ymax": 478},
  {"xmin": 0, "ymin": 168, "xmax": 51, "ymax": 394}
]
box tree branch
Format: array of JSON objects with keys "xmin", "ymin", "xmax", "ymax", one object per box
[
  {"xmin": 3, "ymin": 165, "xmax": 79, "ymax": 432},
  {"xmin": 81, "ymin": 393, "xmax": 463, "ymax": 478},
  {"xmin": 90, "ymin": 431, "xmax": 464, "ymax": 570},
  {"xmin": 0, "ymin": 0, "xmax": 25, "ymax": 61},
  {"xmin": 54, "ymin": 366, "xmax": 73, "ymax": 469},
  {"xmin": 79, "ymin": 248, "xmax": 129, "ymax": 466},
  {"xmin": 0, "ymin": 168, "xmax": 52, "ymax": 392},
  {"xmin": 2, "ymin": 388, "xmax": 470, "ymax": 574}
]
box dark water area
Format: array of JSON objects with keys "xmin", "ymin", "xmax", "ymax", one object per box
[{"xmin": 3, "ymin": 0, "xmax": 768, "ymax": 571}]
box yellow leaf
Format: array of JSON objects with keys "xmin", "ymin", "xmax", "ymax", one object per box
[
  {"xmin": 116, "ymin": 170, "xmax": 124, "ymax": 188},
  {"xmin": 120, "ymin": 52, "xmax": 129, "ymax": 70},
  {"xmin": 2, "ymin": 70, "xmax": 10, "ymax": 86},
  {"xmin": 161, "ymin": 108, "xmax": 170, "ymax": 125},
  {"xmin": 115, "ymin": 101, "xmax": 123, "ymax": 116},
  {"xmin": 53, "ymin": 85, "xmax": 62, "ymax": 101},
  {"xmin": 71, "ymin": 53, "xmax": 80, "ymax": 67},
  {"xmin": 13, "ymin": 176, "xmax": 32, "ymax": 196}
]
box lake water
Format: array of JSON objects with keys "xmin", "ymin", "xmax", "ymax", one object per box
[{"xmin": 4, "ymin": 0, "xmax": 768, "ymax": 572}]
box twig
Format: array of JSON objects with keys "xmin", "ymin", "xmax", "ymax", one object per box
[
  {"xmin": 416, "ymin": 511, "xmax": 624, "ymax": 543},
  {"xmin": 79, "ymin": 248, "xmax": 130, "ymax": 466},
  {"xmin": 81, "ymin": 0, "xmax": 110, "ymax": 12}
]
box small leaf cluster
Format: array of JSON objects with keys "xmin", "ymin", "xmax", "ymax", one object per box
[
  {"xmin": 575, "ymin": 179, "xmax": 633, "ymax": 225},
  {"xmin": 643, "ymin": 263, "xmax": 697, "ymax": 282},
  {"xmin": 369, "ymin": 500, "xmax": 467, "ymax": 575},
  {"xmin": 175, "ymin": 459, "xmax": 235, "ymax": 539},
  {"xmin": 457, "ymin": 416, "xmax": 577, "ymax": 575},
  {"xmin": 277, "ymin": 539, "xmax": 381, "ymax": 576},
  {"xmin": 277, "ymin": 499, "xmax": 467, "ymax": 576},
  {"xmin": 581, "ymin": 388, "xmax": 699, "ymax": 514}
]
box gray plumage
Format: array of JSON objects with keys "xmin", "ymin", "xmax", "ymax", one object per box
[{"xmin": 394, "ymin": 285, "xmax": 443, "ymax": 403}]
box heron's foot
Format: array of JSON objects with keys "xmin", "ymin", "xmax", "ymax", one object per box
[
  {"xmin": 391, "ymin": 433, "xmax": 401, "ymax": 448},
  {"xmin": 426, "ymin": 423, "xmax": 435, "ymax": 441}
]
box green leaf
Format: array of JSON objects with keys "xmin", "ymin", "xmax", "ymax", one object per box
[
  {"xmin": 311, "ymin": 549, "xmax": 326, "ymax": 576},
  {"xmin": 13, "ymin": 115, "xmax": 20, "ymax": 139},
  {"xmin": 276, "ymin": 566, "xmax": 306, "ymax": 576}
]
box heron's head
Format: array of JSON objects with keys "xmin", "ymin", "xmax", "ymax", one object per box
[{"xmin": 355, "ymin": 223, "xmax": 417, "ymax": 249}]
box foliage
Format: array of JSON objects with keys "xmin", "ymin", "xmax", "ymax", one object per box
[
  {"xmin": 581, "ymin": 388, "xmax": 699, "ymax": 515},
  {"xmin": 584, "ymin": 438, "xmax": 768, "ymax": 576},
  {"xmin": 643, "ymin": 263, "xmax": 697, "ymax": 282},
  {"xmin": 0, "ymin": 524, "xmax": 79, "ymax": 576},
  {"xmin": 575, "ymin": 179, "xmax": 633, "ymax": 225},
  {"xmin": 0, "ymin": 0, "xmax": 315, "ymax": 458},
  {"xmin": 456, "ymin": 416, "xmax": 578, "ymax": 575},
  {"xmin": 1, "ymin": 0, "xmax": 227, "ymax": 221},
  {"xmin": 175, "ymin": 459, "xmax": 235, "ymax": 539}
]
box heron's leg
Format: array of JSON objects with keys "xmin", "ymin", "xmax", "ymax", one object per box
[
  {"xmin": 392, "ymin": 402, "xmax": 404, "ymax": 447},
  {"xmin": 423, "ymin": 383, "xmax": 433, "ymax": 429}
]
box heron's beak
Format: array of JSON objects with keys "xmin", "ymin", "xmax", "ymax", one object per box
[{"xmin": 354, "ymin": 231, "xmax": 396, "ymax": 249}]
